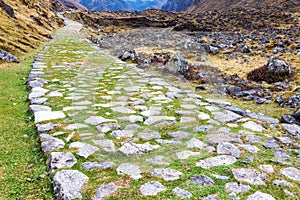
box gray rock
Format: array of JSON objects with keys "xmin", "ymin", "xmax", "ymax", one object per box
[
  {"xmin": 150, "ymin": 168, "xmax": 183, "ymax": 181},
  {"xmin": 217, "ymin": 142, "xmax": 241, "ymax": 158},
  {"xmin": 69, "ymin": 142, "xmax": 99, "ymax": 158},
  {"xmin": 276, "ymin": 137, "xmax": 294, "ymax": 145},
  {"xmin": 0, "ymin": 49, "xmax": 19, "ymax": 63},
  {"xmin": 232, "ymin": 168, "xmax": 267, "ymax": 185},
  {"xmin": 176, "ymin": 151, "xmax": 201, "ymax": 159},
  {"xmin": 245, "ymin": 135, "xmax": 262, "ymax": 144},
  {"xmin": 155, "ymin": 139, "xmax": 181, "ymax": 145},
  {"xmin": 274, "ymin": 150, "xmax": 291, "ymax": 160},
  {"xmin": 28, "ymin": 87, "xmax": 48, "ymax": 100},
  {"xmin": 214, "ymin": 111, "xmax": 242, "ymax": 123},
  {"xmin": 247, "ymin": 191, "xmax": 275, "ymax": 200},
  {"xmin": 30, "ymin": 97, "xmax": 48, "ymax": 105},
  {"xmin": 93, "ymin": 140, "xmax": 116, "ymax": 152},
  {"xmin": 211, "ymin": 174, "xmax": 230, "ymax": 180},
  {"xmin": 172, "ymin": 187, "xmax": 192, "ymax": 198},
  {"xmin": 140, "ymin": 181, "xmax": 166, "ymax": 196},
  {"xmin": 196, "ymin": 155, "xmax": 237, "ymax": 169},
  {"xmin": 96, "ymin": 123, "xmax": 120, "ymax": 133},
  {"xmin": 34, "ymin": 111, "xmax": 66, "ymax": 123},
  {"xmin": 281, "ymin": 167, "xmax": 300, "ymax": 182},
  {"xmin": 119, "ymin": 142, "xmax": 160, "ymax": 155},
  {"xmin": 273, "ymin": 179, "xmax": 293, "ymax": 187},
  {"xmin": 116, "ymin": 163, "xmax": 142, "ymax": 179},
  {"xmin": 93, "ymin": 182, "xmax": 120, "ymax": 200},
  {"xmin": 194, "ymin": 125, "xmax": 214, "ymax": 132},
  {"xmin": 144, "ymin": 116, "xmax": 176, "ymax": 125},
  {"xmin": 82, "ymin": 161, "xmax": 115, "ymax": 171},
  {"xmin": 64, "ymin": 123, "xmax": 89, "ymax": 131},
  {"xmin": 207, "ymin": 133, "xmax": 242, "ymax": 145},
  {"xmin": 281, "ymin": 124, "xmax": 300, "ymax": 138},
  {"xmin": 180, "ymin": 116, "xmax": 197, "ymax": 123},
  {"xmin": 259, "ymin": 165, "xmax": 274, "ymax": 174},
  {"xmin": 47, "ymin": 91, "xmax": 63, "ymax": 97},
  {"xmin": 47, "ymin": 152, "xmax": 77, "ymax": 172},
  {"xmin": 187, "ymin": 138, "xmax": 207, "ymax": 149},
  {"xmin": 138, "ymin": 131, "xmax": 161, "ymax": 140},
  {"xmin": 36, "ymin": 123, "xmax": 60, "ymax": 133},
  {"xmin": 263, "ymin": 139, "xmax": 279, "ymax": 149},
  {"xmin": 243, "ymin": 121, "xmax": 264, "ymax": 132},
  {"xmin": 84, "ymin": 116, "xmax": 116, "ymax": 125},
  {"xmin": 246, "ymin": 112, "xmax": 279, "ymax": 124},
  {"xmin": 206, "ymin": 99, "xmax": 231, "ymax": 106},
  {"xmin": 198, "ymin": 112, "xmax": 211, "ymax": 120},
  {"xmin": 267, "ymin": 57, "xmax": 292, "ymax": 74},
  {"xmin": 225, "ymin": 182, "xmax": 250, "ymax": 193},
  {"xmin": 146, "ymin": 156, "xmax": 169, "ymax": 165},
  {"xmin": 53, "ymin": 170, "xmax": 88, "ymax": 200},
  {"xmin": 40, "ymin": 134, "xmax": 65, "ymax": 153},
  {"xmin": 167, "ymin": 131, "xmax": 189, "ymax": 139},
  {"xmin": 124, "ymin": 124, "xmax": 140, "ymax": 130},
  {"xmin": 239, "ymin": 144, "xmax": 260, "ymax": 154},
  {"xmin": 284, "ymin": 189, "xmax": 295, "ymax": 197},
  {"xmin": 110, "ymin": 130, "xmax": 134, "ymax": 139},
  {"xmin": 202, "ymin": 194, "xmax": 218, "ymax": 200},
  {"xmin": 190, "ymin": 175, "xmax": 215, "ymax": 186},
  {"xmin": 29, "ymin": 105, "xmax": 51, "ymax": 114},
  {"xmin": 111, "ymin": 106, "xmax": 135, "ymax": 114}
]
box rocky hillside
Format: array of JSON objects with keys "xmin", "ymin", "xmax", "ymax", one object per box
[
  {"xmin": 57, "ymin": 0, "xmax": 87, "ymax": 11},
  {"xmin": 79, "ymin": 0, "xmax": 130, "ymax": 11},
  {"xmin": 0, "ymin": 0, "xmax": 64, "ymax": 64},
  {"xmin": 188, "ymin": 0, "xmax": 300, "ymax": 13},
  {"xmin": 162, "ymin": 0, "xmax": 194, "ymax": 12}
]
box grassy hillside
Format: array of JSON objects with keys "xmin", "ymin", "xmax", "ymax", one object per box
[{"xmin": 0, "ymin": 0, "xmax": 64, "ymax": 66}]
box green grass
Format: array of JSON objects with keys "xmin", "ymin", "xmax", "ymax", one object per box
[{"xmin": 0, "ymin": 52, "xmax": 52, "ymax": 199}]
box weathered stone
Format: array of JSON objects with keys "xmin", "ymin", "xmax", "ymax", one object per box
[
  {"xmin": 34, "ymin": 111, "xmax": 66, "ymax": 123},
  {"xmin": 247, "ymin": 191, "xmax": 275, "ymax": 200},
  {"xmin": 155, "ymin": 139, "xmax": 181, "ymax": 145},
  {"xmin": 281, "ymin": 124, "xmax": 300, "ymax": 138},
  {"xmin": 232, "ymin": 168, "xmax": 267, "ymax": 185},
  {"xmin": 217, "ymin": 142, "xmax": 241, "ymax": 158},
  {"xmin": 30, "ymin": 97, "xmax": 48, "ymax": 105},
  {"xmin": 202, "ymin": 194, "xmax": 218, "ymax": 200},
  {"xmin": 194, "ymin": 125, "xmax": 214, "ymax": 132},
  {"xmin": 146, "ymin": 156, "xmax": 169, "ymax": 165},
  {"xmin": 190, "ymin": 175, "xmax": 215, "ymax": 186},
  {"xmin": 263, "ymin": 139, "xmax": 279, "ymax": 149},
  {"xmin": 273, "ymin": 180, "xmax": 293, "ymax": 187},
  {"xmin": 116, "ymin": 163, "xmax": 142, "ymax": 179},
  {"xmin": 110, "ymin": 130, "xmax": 134, "ymax": 139},
  {"xmin": 274, "ymin": 150, "xmax": 291, "ymax": 160},
  {"xmin": 246, "ymin": 135, "xmax": 262, "ymax": 144},
  {"xmin": 239, "ymin": 144, "xmax": 260, "ymax": 154},
  {"xmin": 206, "ymin": 99, "xmax": 231, "ymax": 106},
  {"xmin": 259, "ymin": 165, "xmax": 274, "ymax": 174},
  {"xmin": 187, "ymin": 138, "xmax": 207, "ymax": 149},
  {"xmin": 138, "ymin": 131, "xmax": 161, "ymax": 140},
  {"xmin": 29, "ymin": 105, "xmax": 51, "ymax": 114},
  {"xmin": 167, "ymin": 131, "xmax": 189, "ymax": 139},
  {"xmin": 225, "ymin": 182, "xmax": 250, "ymax": 193},
  {"xmin": 64, "ymin": 123, "xmax": 89, "ymax": 131},
  {"xmin": 82, "ymin": 161, "xmax": 115, "ymax": 171},
  {"xmin": 84, "ymin": 116, "xmax": 116, "ymax": 125},
  {"xmin": 281, "ymin": 167, "xmax": 300, "ymax": 182},
  {"xmin": 172, "ymin": 187, "xmax": 192, "ymax": 198},
  {"xmin": 207, "ymin": 133, "xmax": 242, "ymax": 145},
  {"xmin": 120, "ymin": 115, "xmax": 144, "ymax": 123},
  {"xmin": 48, "ymin": 91, "xmax": 63, "ymax": 97},
  {"xmin": 36, "ymin": 123, "xmax": 60, "ymax": 133},
  {"xmin": 198, "ymin": 112, "xmax": 211, "ymax": 120},
  {"xmin": 111, "ymin": 106, "xmax": 136, "ymax": 114},
  {"xmin": 267, "ymin": 57, "xmax": 292, "ymax": 74},
  {"xmin": 40, "ymin": 134, "xmax": 65, "ymax": 153},
  {"xmin": 69, "ymin": 142, "xmax": 99, "ymax": 158},
  {"xmin": 276, "ymin": 137, "xmax": 294, "ymax": 145},
  {"xmin": 144, "ymin": 116, "xmax": 176, "ymax": 125},
  {"xmin": 119, "ymin": 142, "xmax": 160, "ymax": 155},
  {"xmin": 176, "ymin": 151, "xmax": 201, "ymax": 159},
  {"xmin": 92, "ymin": 182, "xmax": 120, "ymax": 200},
  {"xmin": 93, "ymin": 140, "xmax": 116, "ymax": 152},
  {"xmin": 211, "ymin": 174, "xmax": 230, "ymax": 180},
  {"xmin": 196, "ymin": 155, "xmax": 237, "ymax": 169},
  {"xmin": 243, "ymin": 121, "xmax": 264, "ymax": 132},
  {"xmin": 47, "ymin": 152, "xmax": 77, "ymax": 172},
  {"xmin": 140, "ymin": 181, "xmax": 166, "ymax": 196},
  {"xmin": 180, "ymin": 116, "xmax": 196, "ymax": 123},
  {"xmin": 150, "ymin": 168, "xmax": 183, "ymax": 181},
  {"xmin": 53, "ymin": 170, "xmax": 88, "ymax": 200},
  {"xmin": 96, "ymin": 123, "xmax": 120, "ymax": 133},
  {"xmin": 214, "ymin": 111, "xmax": 242, "ymax": 123}
]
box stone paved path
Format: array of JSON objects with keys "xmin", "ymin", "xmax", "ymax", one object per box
[{"xmin": 27, "ymin": 18, "xmax": 300, "ymax": 199}]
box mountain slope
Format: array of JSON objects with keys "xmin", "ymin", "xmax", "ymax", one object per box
[
  {"xmin": 0, "ymin": 0, "xmax": 64, "ymax": 63},
  {"xmin": 79, "ymin": 0, "xmax": 130, "ymax": 11},
  {"xmin": 58, "ymin": 0, "xmax": 87, "ymax": 10},
  {"xmin": 125, "ymin": 0, "xmax": 167, "ymax": 11},
  {"xmin": 162, "ymin": 0, "xmax": 194, "ymax": 12}
]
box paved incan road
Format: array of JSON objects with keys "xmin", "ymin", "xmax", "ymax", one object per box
[{"xmin": 27, "ymin": 17, "xmax": 300, "ymax": 199}]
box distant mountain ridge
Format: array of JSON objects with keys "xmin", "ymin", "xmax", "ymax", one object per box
[
  {"xmin": 57, "ymin": 0, "xmax": 88, "ymax": 11},
  {"xmin": 161, "ymin": 0, "xmax": 194, "ymax": 12}
]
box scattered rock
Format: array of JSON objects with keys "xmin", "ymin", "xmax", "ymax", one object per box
[
  {"xmin": 140, "ymin": 181, "xmax": 166, "ymax": 196},
  {"xmin": 225, "ymin": 182, "xmax": 251, "ymax": 193},
  {"xmin": 190, "ymin": 175, "xmax": 215, "ymax": 187},
  {"xmin": 40, "ymin": 134, "xmax": 65, "ymax": 153},
  {"xmin": 232, "ymin": 168, "xmax": 267, "ymax": 185},
  {"xmin": 119, "ymin": 142, "xmax": 160, "ymax": 155},
  {"xmin": 82, "ymin": 161, "xmax": 115, "ymax": 170},
  {"xmin": 117, "ymin": 163, "xmax": 142, "ymax": 179},
  {"xmin": 150, "ymin": 168, "xmax": 183, "ymax": 181},
  {"xmin": 47, "ymin": 152, "xmax": 77, "ymax": 172},
  {"xmin": 92, "ymin": 182, "xmax": 120, "ymax": 200},
  {"xmin": 196, "ymin": 155, "xmax": 237, "ymax": 169},
  {"xmin": 247, "ymin": 191, "xmax": 275, "ymax": 200},
  {"xmin": 217, "ymin": 142, "xmax": 241, "ymax": 158},
  {"xmin": 69, "ymin": 142, "xmax": 99, "ymax": 158},
  {"xmin": 281, "ymin": 167, "xmax": 300, "ymax": 182}
]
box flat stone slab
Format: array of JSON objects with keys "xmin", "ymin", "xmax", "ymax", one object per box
[
  {"xmin": 243, "ymin": 121, "xmax": 265, "ymax": 132},
  {"xmin": 64, "ymin": 123, "xmax": 89, "ymax": 131},
  {"xmin": 53, "ymin": 170, "xmax": 88, "ymax": 200},
  {"xmin": 144, "ymin": 116, "xmax": 176, "ymax": 125},
  {"xmin": 232, "ymin": 168, "xmax": 267, "ymax": 185},
  {"xmin": 96, "ymin": 123, "xmax": 120, "ymax": 133},
  {"xmin": 281, "ymin": 124, "xmax": 300, "ymax": 138},
  {"xmin": 198, "ymin": 112, "xmax": 211, "ymax": 120},
  {"xmin": 190, "ymin": 175, "xmax": 215, "ymax": 187},
  {"xmin": 116, "ymin": 163, "xmax": 142, "ymax": 179},
  {"xmin": 259, "ymin": 165, "xmax": 274, "ymax": 174},
  {"xmin": 34, "ymin": 111, "xmax": 66, "ymax": 123},
  {"xmin": 166, "ymin": 131, "xmax": 190, "ymax": 139},
  {"xmin": 196, "ymin": 155, "xmax": 237, "ymax": 169},
  {"xmin": 40, "ymin": 134, "xmax": 65, "ymax": 153},
  {"xmin": 92, "ymin": 182, "xmax": 120, "ymax": 200},
  {"xmin": 176, "ymin": 151, "xmax": 202, "ymax": 159},
  {"xmin": 119, "ymin": 142, "xmax": 160, "ymax": 155},
  {"xmin": 247, "ymin": 191, "xmax": 275, "ymax": 200},
  {"xmin": 214, "ymin": 111, "xmax": 242, "ymax": 122},
  {"xmin": 69, "ymin": 142, "xmax": 99, "ymax": 158},
  {"xmin": 47, "ymin": 152, "xmax": 77, "ymax": 172},
  {"xmin": 206, "ymin": 99, "xmax": 231, "ymax": 106},
  {"xmin": 93, "ymin": 140, "xmax": 116, "ymax": 152},
  {"xmin": 36, "ymin": 123, "xmax": 60, "ymax": 133},
  {"xmin": 47, "ymin": 91, "xmax": 63, "ymax": 97},
  {"xmin": 281, "ymin": 167, "xmax": 300, "ymax": 182},
  {"xmin": 172, "ymin": 187, "xmax": 192, "ymax": 198},
  {"xmin": 84, "ymin": 116, "xmax": 117, "ymax": 125},
  {"xmin": 146, "ymin": 156, "xmax": 169, "ymax": 165},
  {"xmin": 82, "ymin": 161, "xmax": 115, "ymax": 171},
  {"xmin": 207, "ymin": 133, "xmax": 242, "ymax": 144},
  {"xmin": 187, "ymin": 138, "xmax": 207, "ymax": 149},
  {"xmin": 29, "ymin": 105, "xmax": 51, "ymax": 114},
  {"xmin": 180, "ymin": 116, "xmax": 196, "ymax": 123},
  {"xmin": 239, "ymin": 144, "xmax": 260, "ymax": 154},
  {"xmin": 111, "ymin": 106, "xmax": 136, "ymax": 114},
  {"xmin": 119, "ymin": 115, "xmax": 144, "ymax": 123},
  {"xmin": 110, "ymin": 130, "xmax": 134, "ymax": 139},
  {"xmin": 225, "ymin": 182, "xmax": 250, "ymax": 193},
  {"xmin": 150, "ymin": 168, "xmax": 183, "ymax": 181},
  {"xmin": 140, "ymin": 181, "xmax": 166, "ymax": 196},
  {"xmin": 217, "ymin": 142, "xmax": 241, "ymax": 158},
  {"xmin": 138, "ymin": 131, "xmax": 161, "ymax": 140}
]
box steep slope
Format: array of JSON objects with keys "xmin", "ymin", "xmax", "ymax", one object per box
[
  {"xmin": 58, "ymin": 0, "xmax": 87, "ymax": 10},
  {"xmin": 79, "ymin": 0, "xmax": 130, "ymax": 11},
  {"xmin": 188, "ymin": 0, "xmax": 300, "ymax": 13},
  {"xmin": 0, "ymin": 0, "xmax": 64, "ymax": 63},
  {"xmin": 162, "ymin": 0, "xmax": 194, "ymax": 12}
]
